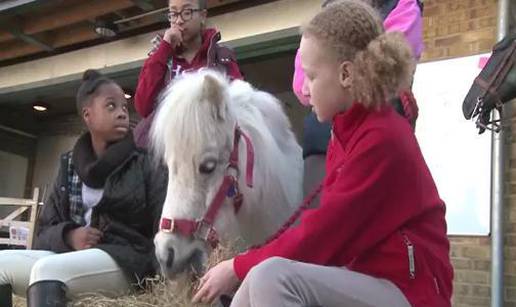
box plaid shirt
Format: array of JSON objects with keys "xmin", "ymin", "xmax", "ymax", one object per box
[{"xmin": 65, "ymin": 152, "xmax": 86, "ymax": 226}]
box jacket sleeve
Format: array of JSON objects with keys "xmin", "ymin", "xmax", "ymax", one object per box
[
  {"xmin": 383, "ymin": 0, "xmax": 424, "ymax": 59},
  {"xmin": 33, "ymin": 158, "xmax": 78, "ymax": 253},
  {"xmin": 134, "ymin": 40, "xmax": 174, "ymax": 117},
  {"xmin": 233, "ymin": 129, "xmax": 422, "ymax": 280}
]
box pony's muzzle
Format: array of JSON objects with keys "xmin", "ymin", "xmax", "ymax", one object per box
[{"xmin": 166, "ymin": 248, "xmax": 175, "ymax": 269}]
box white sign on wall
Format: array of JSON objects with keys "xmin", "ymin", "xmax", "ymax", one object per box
[{"xmin": 413, "ymin": 53, "xmax": 492, "ymax": 236}]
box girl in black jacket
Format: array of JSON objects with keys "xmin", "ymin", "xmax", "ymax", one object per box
[{"xmin": 0, "ymin": 69, "xmax": 166, "ymax": 307}]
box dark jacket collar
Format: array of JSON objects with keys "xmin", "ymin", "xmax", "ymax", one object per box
[{"xmin": 72, "ymin": 131, "xmax": 136, "ymax": 189}]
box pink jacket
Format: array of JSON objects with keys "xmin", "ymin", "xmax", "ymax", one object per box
[{"xmin": 293, "ymin": 0, "xmax": 424, "ymax": 106}]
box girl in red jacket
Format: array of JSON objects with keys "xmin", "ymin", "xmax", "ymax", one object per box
[
  {"xmin": 133, "ymin": 0, "xmax": 242, "ymax": 147},
  {"xmin": 193, "ymin": 1, "xmax": 453, "ymax": 306}
]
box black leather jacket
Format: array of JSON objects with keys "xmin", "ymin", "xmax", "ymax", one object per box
[{"xmin": 34, "ymin": 146, "xmax": 167, "ymax": 283}]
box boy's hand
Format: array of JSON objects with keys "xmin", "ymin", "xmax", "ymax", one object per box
[
  {"xmin": 163, "ymin": 25, "xmax": 183, "ymax": 48},
  {"xmin": 65, "ymin": 227, "xmax": 103, "ymax": 250}
]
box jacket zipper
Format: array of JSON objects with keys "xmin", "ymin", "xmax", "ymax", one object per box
[
  {"xmin": 206, "ymin": 32, "xmax": 220, "ymax": 68},
  {"xmin": 401, "ymin": 231, "xmax": 416, "ymax": 279}
]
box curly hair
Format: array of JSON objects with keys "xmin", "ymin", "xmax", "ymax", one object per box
[{"xmin": 305, "ymin": 0, "xmax": 415, "ymax": 108}]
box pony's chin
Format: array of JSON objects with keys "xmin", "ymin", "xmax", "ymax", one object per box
[{"xmin": 160, "ymin": 248, "xmax": 208, "ymax": 279}]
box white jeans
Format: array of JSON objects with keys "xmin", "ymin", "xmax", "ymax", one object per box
[
  {"xmin": 0, "ymin": 248, "xmax": 130, "ymax": 298},
  {"xmin": 231, "ymin": 257, "xmax": 411, "ymax": 307}
]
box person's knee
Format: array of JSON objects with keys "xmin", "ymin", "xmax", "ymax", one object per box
[
  {"xmin": 0, "ymin": 250, "xmax": 32, "ymax": 284},
  {"xmin": 0, "ymin": 250, "xmax": 18, "ymax": 283},
  {"xmin": 0, "ymin": 250, "xmax": 16, "ymax": 267},
  {"xmin": 30, "ymin": 256, "xmax": 65, "ymax": 284},
  {"xmin": 247, "ymin": 257, "xmax": 295, "ymax": 291}
]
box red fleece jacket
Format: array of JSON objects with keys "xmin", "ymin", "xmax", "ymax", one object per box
[
  {"xmin": 134, "ymin": 28, "xmax": 242, "ymax": 117},
  {"xmin": 233, "ymin": 103, "xmax": 454, "ymax": 307}
]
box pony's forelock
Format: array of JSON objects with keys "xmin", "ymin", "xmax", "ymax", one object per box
[{"xmin": 150, "ymin": 70, "xmax": 233, "ymax": 170}]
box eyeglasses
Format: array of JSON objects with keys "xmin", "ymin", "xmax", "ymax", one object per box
[{"xmin": 168, "ymin": 8, "xmax": 202, "ymax": 23}]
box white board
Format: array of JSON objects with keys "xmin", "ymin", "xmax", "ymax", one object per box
[{"xmin": 413, "ymin": 53, "xmax": 491, "ymax": 235}]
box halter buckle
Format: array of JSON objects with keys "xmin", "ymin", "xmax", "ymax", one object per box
[
  {"xmin": 196, "ymin": 220, "xmax": 219, "ymax": 248},
  {"xmin": 225, "ymin": 162, "xmax": 239, "ymax": 178},
  {"xmin": 160, "ymin": 217, "xmax": 175, "ymax": 233}
]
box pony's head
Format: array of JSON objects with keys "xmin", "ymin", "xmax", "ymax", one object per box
[{"xmin": 151, "ymin": 70, "xmax": 243, "ymax": 278}]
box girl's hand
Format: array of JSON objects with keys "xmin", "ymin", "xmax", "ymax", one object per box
[
  {"xmin": 192, "ymin": 258, "xmax": 239, "ymax": 304},
  {"xmin": 65, "ymin": 227, "xmax": 103, "ymax": 250}
]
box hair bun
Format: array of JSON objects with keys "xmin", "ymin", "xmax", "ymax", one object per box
[{"xmin": 82, "ymin": 69, "xmax": 102, "ymax": 82}]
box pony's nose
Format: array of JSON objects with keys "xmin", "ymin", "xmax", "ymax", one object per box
[{"xmin": 166, "ymin": 248, "xmax": 175, "ymax": 269}]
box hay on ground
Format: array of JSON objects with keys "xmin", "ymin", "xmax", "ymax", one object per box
[{"xmin": 13, "ymin": 244, "xmax": 237, "ymax": 307}]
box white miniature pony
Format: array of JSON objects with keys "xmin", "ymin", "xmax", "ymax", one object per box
[{"xmin": 151, "ymin": 70, "xmax": 303, "ymax": 278}]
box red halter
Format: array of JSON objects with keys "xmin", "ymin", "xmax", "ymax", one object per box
[{"xmin": 159, "ymin": 125, "xmax": 254, "ymax": 248}]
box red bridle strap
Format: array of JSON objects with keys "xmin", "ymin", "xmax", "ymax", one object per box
[{"xmin": 160, "ymin": 125, "xmax": 254, "ymax": 248}]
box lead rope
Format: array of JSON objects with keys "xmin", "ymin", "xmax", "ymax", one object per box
[{"xmin": 249, "ymin": 182, "xmax": 324, "ymax": 250}]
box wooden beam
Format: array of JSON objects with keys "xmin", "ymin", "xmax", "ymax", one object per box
[
  {"xmin": 26, "ymin": 188, "xmax": 39, "ymax": 249},
  {"xmin": 2, "ymin": 206, "xmax": 29, "ymax": 223},
  {"xmin": 0, "ymin": 0, "xmax": 136, "ymax": 43},
  {"xmin": 50, "ymin": 24, "xmax": 99, "ymax": 49},
  {"xmin": 0, "ymin": 40, "xmax": 40, "ymax": 61},
  {"xmin": 0, "ymin": 237, "xmax": 29, "ymax": 246},
  {"xmin": 0, "ymin": 197, "xmax": 36, "ymax": 206},
  {"xmin": 0, "ymin": 221, "xmax": 31, "ymax": 228},
  {"xmin": 0, "ymin": 126, "xmax": 37, "ymax": 157},
  {"xmin": 207, "ymin": 0, "xmax": 242, "ymax": 9},
  {"xmin": 0, "ymin": 14, "xmax": 168, "ymax": 61},
  {"xmin": 0, "ymin": 124, "xmax": 37, "ymax": 139},
  {"xmin": 0, "ymin": 23, "xmax": 98, "ymax": 60},
  {"xmin": 130, "ymin": 0, "xmax": 155, "ymax": 11},
  {"xmin": 0, "ymin": 0, "xmax": 38, "ymax": 13},
  {"xmin": 4, "ymin": 26, "xmax": 54, "ymax": 52},
  {"xmin": 0, "ymin": 0, "xmax": 265, "ymax": 62}
]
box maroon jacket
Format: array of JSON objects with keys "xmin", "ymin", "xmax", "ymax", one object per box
[
  {"xmin": 133, "ymin": 28, "xmax": 242, "ymax": 147},
  {"xmin": 234, "ymin": 103, "xmax": 453, "ymax": 307}
]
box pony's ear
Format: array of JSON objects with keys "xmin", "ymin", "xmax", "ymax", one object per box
[{"xmin": 202, "ymin": 74, "xmax": 226, "ymax": 121}]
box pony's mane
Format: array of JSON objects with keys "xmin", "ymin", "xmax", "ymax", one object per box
[{"xmin": 150, "ymin": 70, "xmax": 233, "ymax": 174}]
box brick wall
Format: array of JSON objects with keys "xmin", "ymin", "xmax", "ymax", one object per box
[
  {"xmin": 421, "ymin": 0, "xmax": 516, "ymax": 306},
  {"xmin": 450, "ymin": 236, "xmax": 493, "ymax": 306},
  {"xmin": 422, "ymin": 0, "xmax": 498, "ymax": 62}
]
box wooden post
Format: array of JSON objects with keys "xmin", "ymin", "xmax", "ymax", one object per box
[{"xmin": 26, "ymin": 188, "xmax": 39, "ymax": 249}]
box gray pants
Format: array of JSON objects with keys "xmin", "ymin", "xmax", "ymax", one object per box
[{"xmin": 231, "ymin": 257, "xmax": 411, "ymax": 307}]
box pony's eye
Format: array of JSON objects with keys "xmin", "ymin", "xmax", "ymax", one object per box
[{"xmin": 199, "ymin": 160, "xmax": 217, "ymax": 174}]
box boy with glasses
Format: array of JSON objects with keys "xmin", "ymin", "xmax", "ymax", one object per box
[{"xmin": 134, "ymin": 0, "xmax": 243, "ymax": 148}]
